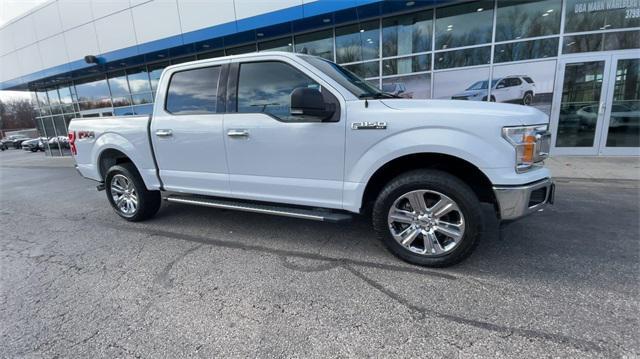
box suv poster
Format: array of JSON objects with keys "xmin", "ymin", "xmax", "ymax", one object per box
[{"xmin": 430, "ymin": 60, "xmax": 557, "ymax": 116}]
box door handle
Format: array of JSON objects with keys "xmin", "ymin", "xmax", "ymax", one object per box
[
  {"xmin": 227, "ymin": 129, "xmax": 249, "ymax": 137},
  {"xmin": 155, "ymin": 129, "xmax": 173, "ymax": 137}
]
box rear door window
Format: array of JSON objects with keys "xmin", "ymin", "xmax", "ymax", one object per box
[{"xmin": 165, "ymin": 66, "xmax": 221, "ymax": 114}]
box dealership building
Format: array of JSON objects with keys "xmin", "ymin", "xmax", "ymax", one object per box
[{"xmin": 0, "ymin": 0, "xmax": 638, "ymax": 156}]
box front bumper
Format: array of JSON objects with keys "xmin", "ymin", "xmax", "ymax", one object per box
[{"xmin": 493, "ymin": 178, "xmax": 555, "ymax": 221}]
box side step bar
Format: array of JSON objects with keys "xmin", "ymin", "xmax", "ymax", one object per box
[{"xmin": 165, "ymin": 195, "xmax": 352, "ymax": 223}]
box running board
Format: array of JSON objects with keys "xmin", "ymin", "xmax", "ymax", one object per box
[{"xmin": 165, "ymin": 195, "xmax": 352, "ymax": 223}]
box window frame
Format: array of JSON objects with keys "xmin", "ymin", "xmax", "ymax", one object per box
[
  {"xmin": 163, "ymin": 65, "xmax": 223, "ymax": 116},
  {"xmin": 231, "ymin": 59, "xmax": 341, "ymax": 123}
]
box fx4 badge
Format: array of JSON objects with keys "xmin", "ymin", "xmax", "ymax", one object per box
[{"xmin": 351, "ymin": 121, "xmax": 387, "ymax": 130}]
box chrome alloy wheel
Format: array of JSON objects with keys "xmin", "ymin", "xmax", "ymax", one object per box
[
  {"xmin": 110, "ymin": 174, "xmax": 138, "ymax": 216},
  {"xmin": 387, "ymin": 190, "xmax": 465, "ymax": 256}
]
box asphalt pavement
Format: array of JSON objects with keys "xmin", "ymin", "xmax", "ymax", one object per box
[{"xmin": 1, "ymin": 149, "xmax": 638, "ymax": 358}]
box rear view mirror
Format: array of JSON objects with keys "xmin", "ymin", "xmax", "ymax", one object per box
[{"xmin": 290, "ymin": 87, "xmax": 334, "ymax": 122}]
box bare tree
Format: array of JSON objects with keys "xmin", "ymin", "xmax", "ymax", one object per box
[{"xmin": 0, "ymin": 99, "xmax": 36, "ymax": 130}]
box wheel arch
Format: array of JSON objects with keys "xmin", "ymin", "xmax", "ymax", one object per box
[
  {"xmin": 98, "ymin": 148, "xmax": 135, "ymax": 181},
  {"xmin": 360, "ymin": 152, "xmax": 497, "ymax": 214}
]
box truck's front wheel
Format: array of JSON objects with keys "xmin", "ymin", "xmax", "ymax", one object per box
[
  {"xmin": 105, "ymin": 163, "xmax": 161, "ymax": 222},
  {"xmin": 372, "ymin": 169, "xmax": 483, "ymax": 267}
]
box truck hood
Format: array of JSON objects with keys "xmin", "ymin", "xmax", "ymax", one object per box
[{"xmin": 379, "ymin": 99, "xmax": 548, "ymax": 126}]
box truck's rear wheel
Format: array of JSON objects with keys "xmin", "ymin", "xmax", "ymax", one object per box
[
  {"xmin": 372, "ymin": 169, "xmax": 483, "ymax": 267},
  {"xmin": 105, "ymin": 163, "xmax": 161, "ymax": 221}
]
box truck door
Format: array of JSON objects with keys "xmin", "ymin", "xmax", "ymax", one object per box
[
  {"xmin": 223, "ymin": 60, "xmax": 346, "ymax": 209},
  {"xmin": 150, "ymin": 64, "xmax": 230, "ymax": 196}
]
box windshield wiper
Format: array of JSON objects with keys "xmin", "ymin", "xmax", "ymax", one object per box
[{"xmin": 359, "ymin": 92, "xmax": 401, "ymax": 99}]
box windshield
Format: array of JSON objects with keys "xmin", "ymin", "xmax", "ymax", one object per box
[
  {"xmin": 466, "ymin": 80, "xmax": 499, "ymax": 91},
  {"xmin": 300, "ymin": 56, "xmax": 386, "ymax": 99}
]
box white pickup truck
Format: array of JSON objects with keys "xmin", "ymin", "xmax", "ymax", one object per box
[{"xmin": 69, "ymin": 52, "xmax": 554, "ymax": 267}]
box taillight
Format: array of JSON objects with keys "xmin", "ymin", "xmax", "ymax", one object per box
[{"xmin": 68, "ymin": 131, "xmax": 77, "ymax": 155}]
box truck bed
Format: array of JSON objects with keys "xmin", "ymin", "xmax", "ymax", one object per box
[{"xmin": 69, "ymin": 115, "xmax": 161, "ymax": 190}]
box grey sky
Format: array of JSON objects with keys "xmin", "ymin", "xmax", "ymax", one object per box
[
  {"xmin": 0, "ymin": 0, "xmax": 47, "ymax": 27},
  {"xmin": 0, "ymin": 0, "xmax": 48, "ymax": 99}
]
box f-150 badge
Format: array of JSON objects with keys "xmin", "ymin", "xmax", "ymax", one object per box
[{"xmin": 351, "ymin": 121, "xmax": 387, "ymax": 130}]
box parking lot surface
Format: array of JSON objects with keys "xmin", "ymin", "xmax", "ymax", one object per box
[{"xmin": 1, "ymin": 150, "xmax": 638, "ymax": 358}]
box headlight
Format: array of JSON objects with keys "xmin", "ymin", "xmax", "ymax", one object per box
[{"xmin": 502, "ymin": 124, "xmax": 550, "ymax": 173}]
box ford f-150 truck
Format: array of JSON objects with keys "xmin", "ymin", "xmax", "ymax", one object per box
[{"xmin": 69, "ymin": 52, "xmax": 554, "ymax": 267}]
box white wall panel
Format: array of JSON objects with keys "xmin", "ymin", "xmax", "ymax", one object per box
[
  {"xmin": 0, "ymin": 28, "xmax": 15, "ymax": 56},
  {"xmin": 90, "ymin": 0, "xmax": 131, "ymax": 19},
  {"xmin": 38, "ymin": 34, "xmax": 70, "ymax": 68},
  {"xmin": 130, "ymin": 0, "xmax": 152, "ymax": 6},
  {"xmin": 1, "ymin": 53, "xmax": 20, "ymax": 81},
  {"xmin": 58, "ymin": 0, "xmax": 95, "ymax": 30},
  {"xmin": 0, "ymin": 55, "xmax": 7, "ymax": 82},
  {"xmin": 8, "ymin": 16, "xmax": 37, "ymax": 50},
  {"xmin": 177, "ymin": 0, "xmax": 236, "ymax": 33},
  {"xmin": 64, "ymin": 23, "xmax": 100, "ymax": 61},
  {"xmin": 32, "ymin": 2, "xmax": 63, "ymax": 41},
  {"xmin": 94, "ymin": 10, "xmax": 137, "ymax": 53},
  {"xmin": 131, "ymin": 0, "xmax": 181, "ymax": 43},
  {"xmin": 16, "ymin": 44, "xmax": 43, "ymax": 78},
  {"xmin": 234, "ymin": 0, "xmax": 302, "ymax": 20}
]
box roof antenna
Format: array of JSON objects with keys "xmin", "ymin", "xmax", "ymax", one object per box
[{"xmin": 364, "ymin": 99, "xmax": 368, "ymax": 108}]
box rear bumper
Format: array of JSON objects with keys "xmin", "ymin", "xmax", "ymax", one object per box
[{"xmin": 493, "ymin": 178, "xmax": 554, "ymax": 221}]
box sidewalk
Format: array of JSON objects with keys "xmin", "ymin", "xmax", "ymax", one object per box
[
  {"xmin": 2, "ymin": 150, "xmax": 639, "ymax": 182},
  {"xmin": 546, "ymin": 156, "xmax": 640, "ymax": 181}
]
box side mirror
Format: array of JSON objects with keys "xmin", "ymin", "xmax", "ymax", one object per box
[
  {"xmin": 290, "ymin": 87, "xmax": 334, "ymax": 121},
  {"xmin": 496, "ymin": 83, "xmax": 506, "ymax": 89}
]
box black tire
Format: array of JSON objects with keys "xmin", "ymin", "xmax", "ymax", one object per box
[
  {"xmin": 372, "ymin": 169, "xmax": 484, "ymax": 267},
  {"xmin": 105, "ymin": 162, "xmax": 161, "ymax": 222},
  {"xmin": 30, "ymin": 148, "xmax": 38, "ymax": 152},
  {"xmin": 522, "ymin": 92, "xmax": 533, "ymax": 106}
]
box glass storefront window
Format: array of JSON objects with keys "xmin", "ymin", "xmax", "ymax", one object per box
[
  {"xmin": 382, "ymin": 54, "xmax": 431, "ymax": 76},
  {"xmin": 343, "ymin": 61, "xmax": 380, "ymax": 78},
  {"xmin": 149, "ymin": 62, "xmax": 169, "ymax": 91},
  {"xmin": 46, "ymin": 88, "xmax": 60, "ymax": 106},
  {"xmin": 295, "ymin": 29, "xmax": 334, "ymax": 60},
  {"xmin": 107, "ymin": 71, "xmax": 129, "ymax": 97},
  {"xmin": 171, "ymin": 56, "xmax": 196, "ymax": 64},
  {"xmin": 382, "ymin": 10, "xmax": 432, "ymax": 58},
  {"xmin": 496, "ymin": 0, "xmax": 561, "ymax": 41},
  {"xmin": 35, "ymin": 90, "xmax": 49, "ymax": 108},
  {"xmin": 435, "ymin": 1, "xmax": 494, "ymax": 50},
  {"xmin": 112, "ymin": 96, "xmax": 132, "ymax": 107},
  {"xmin": 132, "ymin": 104, "xmax": 154, "ymax": 115},
  {"xmin": 563, "ymin": 31, "xmax": 640, "ymax": 54},
  {"xmin": 258, "ymin": 37, "xmax": 294, "ymax": 52},
  {"xmin": 564, "ymin": 0, "xmax": 640, "ymax": 33},
  {"xmin": 47, "ymin": 88, "xmax": 62, "ymax": 114},
  {"xmin": 606, "ymin": 58, "xmax": 640, "ymax": 147},
  {"xmin": 132, "ymin": 93, "xmax": 153, "ymax": 105},
  {"xmin": 114, "ymin": 107, "xmax": 134, "ymax": 116},
  {"xmin": 58, "ymin": 86, "xmax": 76, "ymax": 113},
  {"xmin": 226, "ymin": 44, "xmax": 256, "ymax": 55},
  {"xmin": 556, "ymin": 60, "xmax": 605, "ymax": 147},
  {"xmin": 197, "ymin": 50, "xmax": 225, "ymax": 59},
  {"xmin": 75, "ymin": 76, "xmax": 111, "ymax": 104},
  {"xmin": 382, "ymin": 73, "xmax": 431, "ymax": 99},
  {"xmin": 494, "ymin": 38, "xmax": 559, "ymax": 63},
  {"xmin": 435, "ymin": 46, "xmax": 491, "ymax": 69},
  {"xmin": 335, "ymin": 20, "xmax": 380, "ymax": 64},
  {"xmin": 127, "ymin": 67, "xmax": 152, "ymax": 94}
]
